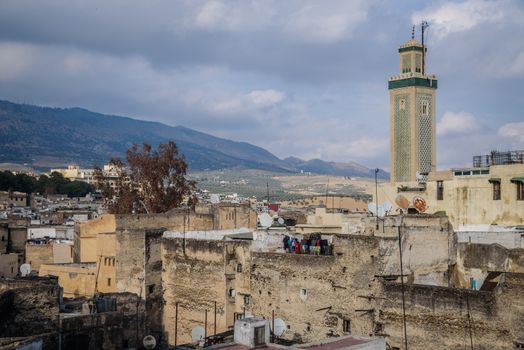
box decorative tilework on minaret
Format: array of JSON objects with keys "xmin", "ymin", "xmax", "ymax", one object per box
[{"xmin": 389, "ymin": 37, "xmax": 437, "ymax": 183}]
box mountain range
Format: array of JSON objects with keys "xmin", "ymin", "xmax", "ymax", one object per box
[{"xmin": 0, "ymin": 100, "xmax": 388, "ymax": 179}]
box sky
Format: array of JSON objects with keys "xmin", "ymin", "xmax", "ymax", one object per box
[{"xmin": 0, "ymin": 0, "xmax": 523, "ymax": 170}]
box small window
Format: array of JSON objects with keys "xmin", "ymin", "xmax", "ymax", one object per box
[
  {"xmin": 300, "ymin": 289, "xmax": 308, "ymax": 300},
  {"xmin": 228, "ymin": 288, "xmax": 236, "ymax": 298},
  {"xmin": 493, "ymin": 181, "xmax": 501, "ymax": 200},
  {"xmin": 343, "ymin": 319, "xmax": 351, "ymax": 334},
  {"xmin": 518, "ymin": 182, "xmax": 524, "ymax": 201},
  {"xmin": 107, "ymin": 278, "xmax": 111, "ymax": 286},
  {"xmin": 244, "ymin": 295, "xmax": 251, "ymax": 305},
  {"xmin": 148, "ymin": 284, "xmax": 155, "ymax": 294},
  {"xmin": 234, "ymin": 312, "xmax": 244, "ymax": 320},
  {"xmin": 422, "ymin": 102, "xmax": 428, "ymax": 116},
  {"xmin": 437, "ymin": 181, "xmax": 444, "ymax": 200},
  {"xmin": 236, "ymin": 263, "xmax": 243, "ymax": 273}
]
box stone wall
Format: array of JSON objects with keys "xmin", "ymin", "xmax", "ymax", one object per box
[
  {"xmin": 162, "ymin": 237, "xmax": 252, "ymax": 346},
  {"xmin": 25, "ymin": 243, "xmax": 54, "ymax": 271},
  {"xmin": 0, "ymin": 224, "xmax": 7, "ymax": 253},
  {"xmin": 455, "ymin": 243, "xmax": 524, "ymax": 288},
  {"xmin": 0, "ymin": 253, "xmax": 18, "ymax": 278},
  {"xmin": 0, "ymin": 277, "xmax": 60, "ymax": 338},
  {"xmin": 378, "ymin": 274, "xmax": 524, "ymax": 349}
]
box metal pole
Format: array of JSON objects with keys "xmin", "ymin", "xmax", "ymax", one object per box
[
  {"xmin": 214, "ymin": 301, "xmax": 217, "ymax": 336},
  {"xmin": 397, "ymin": 223, "xmax": 408, "ymax": 350},
  {"xmin": 466, "ymin": 295, "xmax": 474, "ymax": 350},
  {"xmin": 205, "ymin": 309, "xmax": 208, "ymax": 341},
  {"xmin": 272, "ymin": 310, "xmax": 275, "ymax": 343},
  {"xmin": 375, "ymin": 169, "xmax": 379, "ymax": 230},
  {"xmin": 175, "ymin": 302, "xmax": 179, "ymax": 346},
  {"xmin": 136, "ymin": 294, "xmax": 139, "ymax": 349}
]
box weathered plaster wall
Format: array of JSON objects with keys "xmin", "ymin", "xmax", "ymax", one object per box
[
  {"xmin": 378, "ymin": 276, "xmax": 524, "ymax": 350},
  {"xmin": 39, "ymin": 263, "xmax": 96, "ymax": 298},
  {"xmin": 25, "ymin": 243, "xmax": 53, "ymax": 271},
  {"xmin": 162, "ymin": 237, "xmax": 252, "ymax": 346}
]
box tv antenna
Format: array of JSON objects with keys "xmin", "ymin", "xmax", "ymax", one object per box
[{"xmin": 421, "ymin": 21, "xmax": 429, "ymax": 75}]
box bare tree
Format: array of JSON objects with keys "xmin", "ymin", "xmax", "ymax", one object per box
[{"xmin": 94, "ymin": 142, "xmax": 197, "ymax": 214}]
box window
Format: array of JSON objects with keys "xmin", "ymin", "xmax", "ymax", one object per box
[
  {"xmin": 421, "ymin": 101, "xmax": 429, "ymax": 116},
  {"xmin": 228, "ymin": 288, "xmax": 236, "ymax": 298},
  {"xmin": 437, "ymin": 181, "xmax": 444, "ymax": 200},
  {"xmin": 518, "ymin": 182, "xmax": 524, "ymax": 201},
  {"xmin": 343, "ymin": 319, "xmax": 351, "ymax": 334},
  {"xmin": 299, "ymin": 289, "xmax": 308, "ymax": 300},
  {"xmin": 148, "ymin": 284, "xmax": 155, "ymax": 294},
  {"xmin": 244, "ymin": 295, "xmax": 251, "ymax": 305},
  {"xmin": 107, "ymin": 278, "xmax": 111, "ymax": 286},
  {"xmin": 236, "ymin": 263, "xmax": 243, "ymax": 273},
  {"xmin": 493, "ymin": 181, "xmax": 501, "ymax": 200}
]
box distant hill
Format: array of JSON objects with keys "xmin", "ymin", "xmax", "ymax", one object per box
[{"xmin": 0, "ymin": 100, "xmax": 388, "ymax": 179}]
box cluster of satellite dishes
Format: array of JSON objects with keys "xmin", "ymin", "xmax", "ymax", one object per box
[
  {"xmin": 258, "ymin": 213, "xmax": 284, "ymax": 228},
  {"xmin": 367, "ymin": 201, "xmax": 393, "ymax": 218}
]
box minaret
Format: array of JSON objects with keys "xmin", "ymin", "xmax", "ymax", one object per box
[{"xmin": 389, "ymin": 28, "xmax": 437, "ymax": 183}]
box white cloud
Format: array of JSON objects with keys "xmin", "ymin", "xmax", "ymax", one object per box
[
  {"xmin": 498, "ymin": 122, "xmax": 524, "ymax": 143},
  {"xmin": 0, "ymin": 42, "xmax": 36, "ymax": 81},
  {"xmin": 246, "ymin": 89, "xmax": 285, "ymax": 107},
  {"xmin": 211, "ymin": 89, "xmax": 285, "ymax": 114},
  {"xmin": 412, "ymin": 0, "xmax": 506, "ymax": 40},
  {"xmin": 346, "ymin": 136, "xmax": 389, "ymax": 158},
  {"xmin": 186, "ymin": 0, "xmax": 371, "ymax": 43},
  {"xmin": 284, "ymin": 1, "xmax": 370, "ymax": 43},
  {"xmin": 508, "ymin": 51, "xmax": 524, "ymax": 75},
  {"xmin": 437, "ymin": 111, "xmax": 479, "ymax": 136}
]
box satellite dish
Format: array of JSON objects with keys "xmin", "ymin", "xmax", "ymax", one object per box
[
  {"xmin": 210, "ymin": 194, "xmax": 220, "ymax": 204},
  {"xmin": 368, "ymin": 203, "xmax": 377, "ymax": 215},
  {"xmin": 395, "ymin": 195, "xmax": 409, "ymax": 210},
  {"xmin": 412, "ymin": 196, "xmax": 427, "ymax": 213},
  {"xmin": 271, "ymin": 318, "xmax": 287, "ymax": 337},
  {"xmin": 377, "ymin": 205, "xmax": 386, "ymax": 218},
  {"xmin": 20, "ymin": 264, "xmax": 31, "ymax": 277},
  {"xmin": 383, "ymin": 201, "xmax": 393, "ymax": 213},
  {"xmin": 259, "ymin": 213, "xmax": 273, "ymax": 228},
  {"xmin": 143, "ymin": 335, "xmax": 156, "ymax": 349},
  {"xmin": 191, "ymin": 326, "xmax": 205, "ymax": 342},
  {"xmin": 277, "ymin": 217, "xmax": 285, "ymax": 225}
]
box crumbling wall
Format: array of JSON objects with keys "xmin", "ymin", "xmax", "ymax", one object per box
[
  {"xmin": 249, "ymin": 235, "xmax": 385, "ymax": 344},
  {"xmin": 378, "ymin": 280, "xmax": 523, "ymax": 350},
  {"xmin": 249, "ymin": 215, "xmax": 455, "ymax": 344},
  {"xmin": 162, "ymin": 237, "xmax": 252, "ymax": 346},
  {"xmin": 0, "ymin": 277, "xmax": 60, "ymax": 338}
]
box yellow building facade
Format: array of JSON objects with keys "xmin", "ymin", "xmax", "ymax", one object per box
[{"xmin": 378, "ymin": 163, "xmax": 524, "ymax": 228}]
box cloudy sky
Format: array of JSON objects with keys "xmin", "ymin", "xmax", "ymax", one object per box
[{"xmin": 1, "ymin": 0, "xmax": 523, "ymax": 170}]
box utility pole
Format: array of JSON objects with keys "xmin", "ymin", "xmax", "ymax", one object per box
[
  {"xmin": 397, "ymin": 219, "xmax": 408, "ymax": 350},
  {"xmin": 375, "ymin": 169, "xmax": 379, "ymax": 230}
]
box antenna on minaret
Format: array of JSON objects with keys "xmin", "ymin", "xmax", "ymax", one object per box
[
  {"xmin": 411, "ymin": 25, "xmax": 415, "ymax": 40},
  {"xmin": 421, "ymin": 21, "xmax": 429, "ymax": 75}
]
